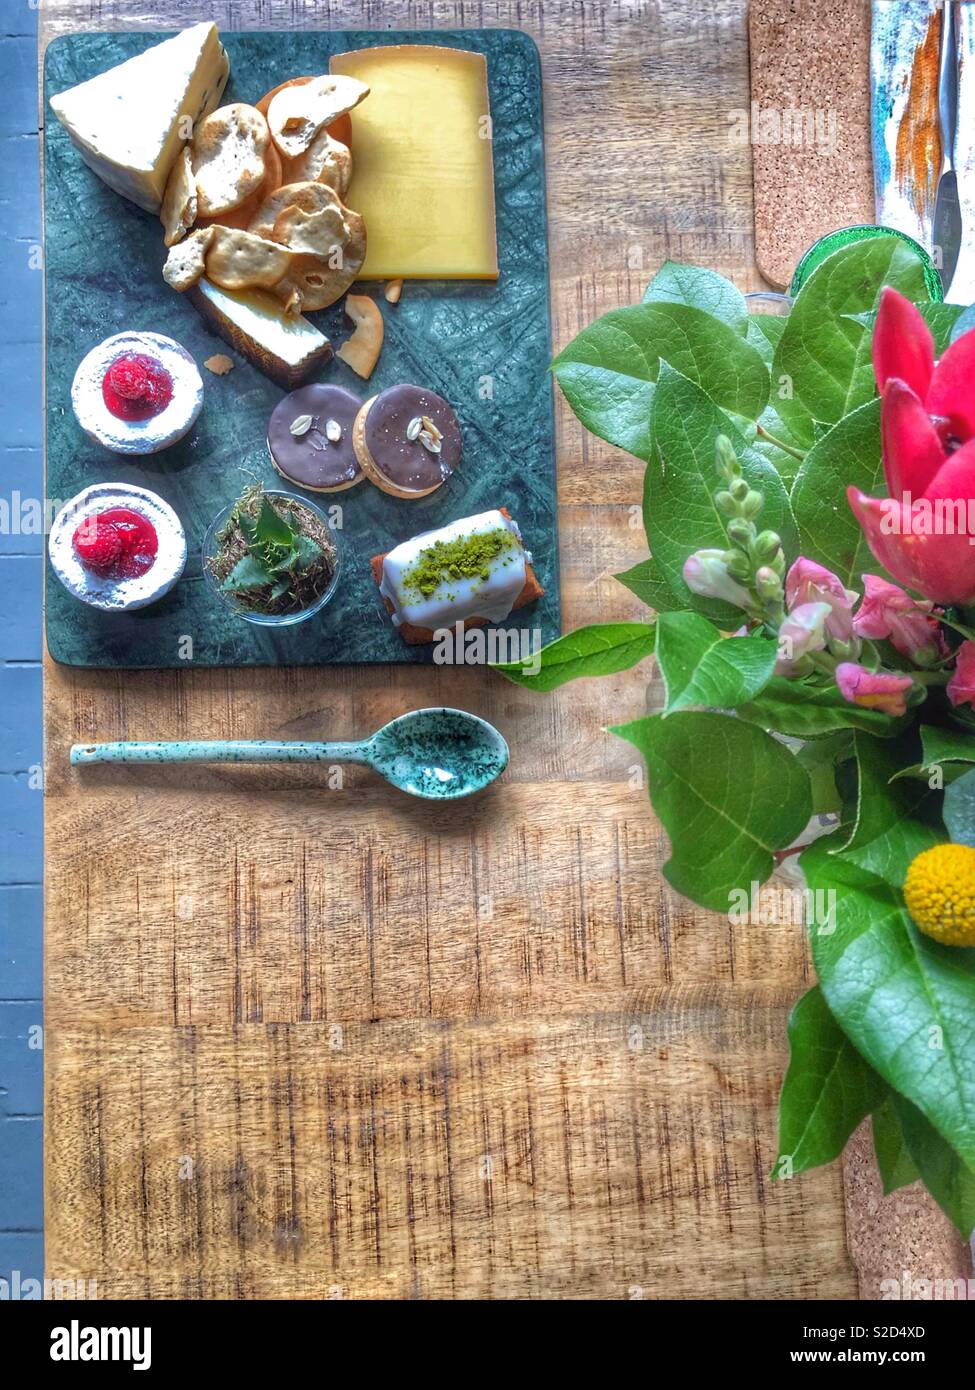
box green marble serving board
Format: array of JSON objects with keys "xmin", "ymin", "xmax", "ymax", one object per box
[{"xmin": 43, "ymin": 29, "xmax": 559, "ymax": 667}]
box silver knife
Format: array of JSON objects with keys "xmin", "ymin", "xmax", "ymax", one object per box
[{"xmin": 934, "ymin": 0, "xmax": 963, "ymax": 296}]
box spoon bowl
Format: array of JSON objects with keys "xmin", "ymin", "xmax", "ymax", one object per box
[
  {"xmin": 366, "ymin": 707, "xmax": 509, "ymax": 800},
  {"xmin": 70, "ymin": 706, "xmax": 510, "ymax": 801}
]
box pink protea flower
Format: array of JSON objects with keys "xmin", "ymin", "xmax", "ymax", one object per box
[
  {"xmin": 775, "ymin": 601, "xmax": 831, "ymax": 676},
  {"xmin": 784, "ymin": 557, "xmax": 858, "ymax": 642},
  {"xmin": 847, "ymin": 288, "xmax": 975, "ymax": 606},
  {"xmin": 836, "ymin": 662, "xmax": 914, "ymax": 717},
  {"xmin": 852, "ymin": 574, "xmax": 947, "ymax": 668},
  {"xmin": 947, "ymin": 641, "xmax": 975, "ymax": 709}
]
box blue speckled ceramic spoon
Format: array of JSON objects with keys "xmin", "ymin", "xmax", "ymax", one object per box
[{"xmin": 70, "ymin": 707, "xmax": 509, "ymax": 801}]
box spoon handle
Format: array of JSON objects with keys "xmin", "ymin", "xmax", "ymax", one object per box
[{"xmin": 70, "ymin": 739, "xmax": 367, "ymax": 766}]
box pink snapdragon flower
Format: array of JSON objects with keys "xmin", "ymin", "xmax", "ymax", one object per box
[
  {"xmin": 947, "ymin": 641, "xmax": 975, "ymax": 709},
  {"xmin": 852, "ymin": 574, "xmax": 947, "ymax": 668},
  {"xmin": 836, "ymin": 662, "xmax": 914, "ymax": 717},
  {"xmin": 785, "ymin": 558, "xmax": 858, "ymax": 642},
  {"xmin": 774, "ymin": 601, "xmax": 831, "ymax": 675}
]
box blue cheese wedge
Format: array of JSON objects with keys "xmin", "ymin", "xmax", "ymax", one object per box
[
  {"xmin": 49, "ymin": 22, "xmax": 229, "ymax": 213},
  {"xmin": 380, "ymin": 510, "xmax": 529, "ymax": 630}
]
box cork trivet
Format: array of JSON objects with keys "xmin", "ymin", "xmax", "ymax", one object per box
[
  {"xmin": 749, "ymin": 0, "xmax": 875, "ymax": 289},
  {"xmin": 843, "ymin": 1122, "xmax": 972, "ymax": 1299}
]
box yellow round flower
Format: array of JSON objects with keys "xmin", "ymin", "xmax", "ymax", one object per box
[{"xmin": 904, "ymin": 844, "xmax": 975, "ymax": 946}]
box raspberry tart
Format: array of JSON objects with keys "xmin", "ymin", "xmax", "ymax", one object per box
[
  {"xmin": 71, "ymin": 331, "xmax": 204, "ymax": 455},
  {"xmin": 49, "ymin": 483, "xmax": 187, "ymax": 611}
]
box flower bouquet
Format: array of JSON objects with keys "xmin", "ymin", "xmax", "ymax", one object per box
[{"xmin": 494, "ymin": 237, "xmax": 975, "ymax": 1235}]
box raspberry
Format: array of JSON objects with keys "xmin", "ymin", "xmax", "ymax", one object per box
[
  {"xmin": 108, "ymin": 356, "xmax": 151, "ymax": 400},
  {"xmin": 102, "ymin": 353, "xmax": 174, "ymax": 421},
  {"xmin": 72, "ymin": 517, "xmax": 122, "ymax": 571}
]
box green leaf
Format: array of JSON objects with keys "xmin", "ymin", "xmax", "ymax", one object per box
[
  {"xmin": 645, "ymin": 364, "xmax": 797, "ymax": 624},
  {"xmin": 872, "ymin": 1096, "xmax": 921, "ymax": 1195},
  {"xmin": 253, "ymin": 496, "xmax": 296, "ymax": 548},
  {"xmin": 643, "ymin": 261, "xmax": 748, "ymax": 334},
  {"xmin": 611, "ymin": 711, "xmax": 812, "ymax": 910},
  {"xmin": 491, "ymin": 622, "xmax": 655, "ymax": 692},
  {"xmin": 552, "ymin": 301, "xmax": 770, "ymax": 458},
  {"xmin": 293, "ymin": 534, "xmax": 324, "ymax": 568},
  {"xmin": 775, "ymin": 986, "xmax": 885, "ymax": 1176},
  {"xmin": 852, "ymin": 302, "xmax": 965, "ymax": 354},
  {"xmin": 944, "ymin": 766, "xmax": 975, "ymax": 847},
  {"xmin": 790, "ymin": 398, "xmax": 884, "ymax": 589},
  {"xmin": 773, "ymin": 237, "xmax": 931, "ymax": 444},
  {"xmin": 746, "ymin": 313, "xmax": 787, "ymax": 363},
  {"xmin": 737, "ymin": 676, "xmax": 908, "ymax": 739},
  {"xmin": 801, "ymin": 838, "xmax": 975, "ymax": 1171},
  {"xmin": 220, "ymin": 553, "xmax": 275, "ymax": 594},
  {"xmin": 893, "ymin": 726, "xmax": 975, "ymax": 782},
  {"xmin": 750, "ymin": 404, "xmax": 807, "ymax": 489},
  {"xmin": 614, "ymin": 557, "xmax": 684, "ymax": 613},
  {"xmin": 892, "ymin": 1093, "xmax": 975, "ymax": 1237},
  {"xmin": 837, "ymin": 732, "xmax": 944, "ymax": 887},
  {"xmin": 950, "ymin": 303, "xmax": 975, "ymax": 344},
  {"xmin": 654, "ymin": 611, "xmax": 777, "ymax": 715}
]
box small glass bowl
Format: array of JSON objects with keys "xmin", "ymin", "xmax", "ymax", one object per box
[{"xmin": 202, "ymin": 490, "xmax": 343, "ymax": 627}]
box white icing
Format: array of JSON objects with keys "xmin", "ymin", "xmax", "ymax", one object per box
[
  {"xmin": 49, "ymin": 483, "xmax": 187, "ymax": 611},
  {"xmin": 71, "ymin": 331, "xmax": 203, "ymax": 454},
  {"xmin": 380, "ymin": 509, "xmax": 529, "ymax": 630}
]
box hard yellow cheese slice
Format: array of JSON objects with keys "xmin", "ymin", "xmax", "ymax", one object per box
[{"xmin": 330, "ymin": 45, "xmax": 498, "ymax": 280}]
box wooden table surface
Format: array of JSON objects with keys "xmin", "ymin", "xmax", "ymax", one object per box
[{"xmin": 41, "ymin": 0, "xmax": 858, "ymax": 1298}]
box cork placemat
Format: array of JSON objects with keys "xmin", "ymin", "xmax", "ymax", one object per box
[{"xmin": 749, "ymin": 0, "xmax": 875, "ymax": 290}]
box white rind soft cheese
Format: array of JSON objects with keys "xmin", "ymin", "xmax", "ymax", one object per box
[
  {"xmin": 49, "ymin": 483, "xmax": 187, "ymax": 612},
  {"xmin": 49, "ymin": 22, "xmax": 229, "ymax": 213},
  {"xmin": 194, "ymin": 280, "xmax": 330, "ymax": 369},
  {"xmin": 380, "ymin": 509, "xmax": 529, "ymax": 630},
  {"xmin": 71, "ymin": 331, "xmax": 204, "ymax": 455}
]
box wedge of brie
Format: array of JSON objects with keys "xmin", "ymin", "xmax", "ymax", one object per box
[
  {"xmin": 49, "ymin": 22, "xmax": 229, "ymax": 213},
  {"xmin": 188, "ymin": 280, "xmax": 332, "ymax": 389}
]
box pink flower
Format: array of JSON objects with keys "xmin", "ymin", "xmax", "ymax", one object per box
[
  {"xmin": 682, "ymin": 549, "xmax": 753, "ymax": 611},
  {"xmin": 848, "ymin": 288, "xmax": 975, "ymax": 606},
  {"xmin": 947, "ymin": 641, "xmax": 975, "ymax": 709},
  {"xmin": 852, "ymin": 574, "xmax": 947, "ymax": 668},
  {"xmin": 835, "ymin": 662, "xmax": 914, "ymax": 717},
  {"xmin": 775, "ymin": 601, "xmax": 831, "ymax": 676},
  {"xmin": 785, "ymin": 557, "xmax": 858, "ymax": 642}
]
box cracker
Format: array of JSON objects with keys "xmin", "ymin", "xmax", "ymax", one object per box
[
  {"xmin": 266, "ymin": 75, "xmax": 369, "ymax": 160},
  {"xmin": 284, "ymin": 130, "xmax": 352, "ymax": 195},
  {"xmin": 191, "ymin": 103, "xmax": 270, "ymax": 218},
  {"xmin": 162, "ymin": 226, "xmax": 215, "ymax": 291},
  {"xmin": 160, "ymin": 147, "xmax": 197, "ymax": 247},
  {"xmin": 271, "ymin": 203, "xmax": 366, "ymax": 313},
  {"xmin": 205, "ymin": 226, "xmax": 295, "ymax": 292},
  {"xmin": 247, "ymin": 180, "xmax": 341, "ymax": 241}
]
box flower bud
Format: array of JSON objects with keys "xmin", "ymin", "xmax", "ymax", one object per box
[
  {"xmin": 715, "ymin": 490, "xmax": 736, "ymax": 516},
  {"xmin": 726, "ymin": 518, "xmax": 753, "ymax": 547},
  {"xmin": 741, "ymin": 489, "xmax": 764, "ymax": 519},
  {"xmin": 730, "ymin": 478, "xmax": 750, "ymax": 503},
  {"xmin": 715, "ymin": 434, "xmax": 739, "ymax": 482},
  {"xmin": 755, "ymin": 565, "xmax": 783, "ymax": 602},
  {"xmin": 754, "ymin": 530, "xmax": 782, "ymax": 562},
  {"xmin": 724, "ymin": 549, "xmax": 752, "ymax": 582},
  {"xmin": 683, "ymin": 549, "xmax": 754, "ymax": 611}
]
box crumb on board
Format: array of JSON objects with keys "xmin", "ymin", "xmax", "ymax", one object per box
[
  {"xmin": 384, "ymin": 279, "xmax": 403, "ymax": 304},
  {"xmin": 204, "ymin": 353, "xmax": 235, "ymax": 376}
]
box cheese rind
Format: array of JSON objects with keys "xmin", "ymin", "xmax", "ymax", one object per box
[
  {"xmin": 188, "ymin": 279, "xmax": 332, "ymax": 389},
  {"xmin": 49, "ymin": 22, "xmax": 230, "ymax": 213},
  {"xmin": 330, "ymin": 45, "xmax": 498, "ymax": 280}
]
